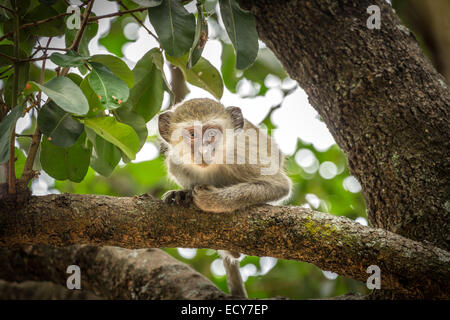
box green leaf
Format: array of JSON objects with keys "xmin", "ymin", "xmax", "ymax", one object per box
[
  {"xmin": 86, "ymin": 128, "xmax": 121, "ymax": 177},
  {"xmin": 80, "ymin": 77, "xmax": 104, "ymax": 117},
  {"xmin": 23, "ymin": 4, "xmax": 64, "ymax": 37},
  {"xmin": 14, "ymin": 147, "xmax": 26, "ymax": 178},
  {"xmin": 220, "ymin": 41, "xmax": 241, "ymax": 93},
  {"xmin": 84, "ymin": 117, "xmax": 140, "ymax": 160},
  {"xmin": 32, "ymin": 77, "xmax": 89, "ymax": 115},
  {"xmin": 66, "ymin": 73, "xmax": 83, "ymax": 86},
  {"xmin": 219, "ymin": 0, "xmax": 258, "ymax": 70},
  {"xmin": 40, "ymin": 132, "xmax": 91, "ymax": 182},
  {"xmin": 123, "ymin": 49, "xmax": 164, "ymax": 122},
  {"xmin": 167, "ymin": 54, "xmax": 223, "ymax": 99},
  {"xmin": 151, "ymin": 48, "xmax": 174, "ymax": 105},
  {"xmin": 88, "ymin": 62, "xmax": 130, "ymax": 110},
  {"xmin": 114, "ymin": 107, "xmax": 148, "ymax": 149},
  {"xmin": 130, "ymin": 0, "xmax": 163, "ymax": 7},
  {"xmin": 50, "ymin": 51, "xmax": 87, "ymax": 67},
  {"xmin": 187, "ymin": 2, "xmax": 208, "ymax": 69},
  {"xmin": 0, "ymin": 105, "xmax": 24, "ymax": 164},
  {"xmin": 148, "ymin": 0, "xmax": 196, "ymax": 57},
  {"xmin": 38, "ymin": 101, "xmax": 85, "ymax": 148},
  {"xmin": 89, "ymin": 54, "xmax": 134, "ymax": 88}
]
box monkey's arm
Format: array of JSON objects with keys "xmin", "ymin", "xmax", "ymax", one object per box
[{"xmin": 192, "ymin": 173, "xmax": 291, "ymax": 213}]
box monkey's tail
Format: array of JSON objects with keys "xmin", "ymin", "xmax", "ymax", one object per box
[{"xmin": 218, "ymin": 250, "xmax": 248, "ymax": 298}]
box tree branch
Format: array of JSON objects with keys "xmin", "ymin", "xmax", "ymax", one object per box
[
  {"xmin": 0, "ymin": 245, "xmax": 229, "ymax": 300},
  {"xmin": 0, "ymin": 194, "xmax": 448, "ymax": 299},
  {"xmin": 0, "ymin": 279, "xmax": 101, "ymax": 299}
]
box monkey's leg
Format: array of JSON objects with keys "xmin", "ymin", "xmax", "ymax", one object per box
[
  {"xmin": 193, "ymin": 178, "xmax": 290, "ymax": 213},
  {"xmin": 219, "ymin": 250, "xmax": 247, "ymax": 298}
]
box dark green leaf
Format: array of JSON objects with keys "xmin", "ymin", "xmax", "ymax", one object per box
[
  {"xmin": 0, "ymin": 105, "xmax": 24, "ymax": 164},
  {"xmin": 167, "ymin": 53, "xmax": 223, "ymax": 99},
  {"xmin": 90, "ymin": 54, "xmax": 134, "ymax": 88},
  {"xmin": 66, "ymin": 73, "xmax": 83, "ymax": 86},
  {"xmin": 38, "ymin": 101, "xmax": 84, "ymax": 148},
  {"xmin": 84, "ymin": 116, "xmax": 140, "ymax": 160},
  {"xmin": 86, "ymin": 127, "xmax": 121, "ymax": 177},
  {"xmin": 114, "ymin": 107, "xmax": 148, "ymax": 149},
  {"xmin": 151, "ymin": 48, "xmax": 174, "ymax": 105},
  {"xmin": 32, "ymin": 77, "xmax": 89, "ymax": 115},
  {"xmin": 50, "ymin": 51, "xmax": 87, "ymax": 67},
  {"xmin": 187, "ymin": 3, "xmax": 208, "ymax": 69},
  {"xmin": 219, "ymin": 0, "xmax": 258, "ymax": 69},
  {"xmin": 14, "ymin": 147, "xmax": 26, "ymax": 178},
  {"xmin": 148, "ymin": 0, "xmax": 196, "ymax": 57},
  {"xmin": 40, "ymin": 132, "xmax": 91, "ymax": 182},
  {"xmin": 88, "ymin": 62, "xmax": 130, "ymax": 110},
  {"xmin": 80, "ymin": 77, "xmax": 104, "ymax": 117}
]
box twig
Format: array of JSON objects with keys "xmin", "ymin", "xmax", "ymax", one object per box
[
  {"xmin": 117, "ymin": 0, "xmax": 160, "ymax": 44},
  {"xmin": 87, "ymin": 7, "xmax": 148, "ymax": 21},
  {"xmin": 0, "ymin": 4, "xmax": 13, "ymax": 13},
  {"xmin": 20, "ymin": 38, "xmax": 52, "ymax": 186},
  {"xmin": 8, "ymin": 0, "xmax": 20, "ymax": 195},
  {"xmin": 0, "ymin": 51, "xmax": 15, "ymax": 62},
  {"xmin": 0, "ymin": 0, "xmax": 92, "ymax": 44},
  {"xmin": 67, "ymin": 0, "xmax": 94, "ymax": 52},
  {"xmin": 34, "ymin": 46, "xmax": 69, "ymax": 52}
]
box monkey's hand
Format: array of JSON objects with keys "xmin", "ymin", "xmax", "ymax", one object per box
[
  {"xmin": 193, "ymin": 185, "xmax": 235, "ymax": 213},
  {"xmin": 162, "ymin": 189, "xmax": 193, "ymax": 206}
]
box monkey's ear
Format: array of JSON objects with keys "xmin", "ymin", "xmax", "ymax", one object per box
[
  {"xmin": 226, "ymin": 106, "xmax": 244, "ymax": 131},
  {"xmin": 158, "ymin": 111, "xmax": 173, "ymax": 142}
]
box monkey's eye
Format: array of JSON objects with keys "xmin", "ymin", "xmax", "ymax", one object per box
[{"xmin": 187, "ymin": 129, "xmax": 196, "ymax": 140}]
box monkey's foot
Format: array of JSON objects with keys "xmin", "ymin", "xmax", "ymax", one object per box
[{"xmin": 162, "ymin": 190, "xmax": 193, "ymax": 206}]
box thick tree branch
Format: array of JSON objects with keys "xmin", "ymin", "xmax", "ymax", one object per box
[
  {"xmin": 0, "ymin": 194, "xmax": 448, "ymax": 299},
  {"xmin": 0, "ymin": 279, "xmax": 101, "ymax": 299},
  {"xmin": 0, "ymin": 245, "xmax": 228, "ymax": 300}
]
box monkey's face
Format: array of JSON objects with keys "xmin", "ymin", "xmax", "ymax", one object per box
[
  {"xmin": 158, "ymin": 99, "xmax": 245, "ymax": 169},
  {"xmin": 172, "ymin": 121, "xmax": 225, "ymax": 168}
]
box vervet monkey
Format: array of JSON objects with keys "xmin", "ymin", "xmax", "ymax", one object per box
[{"xmin": 158, "ymin": 98, "xmax": 291, "ymax": 297}]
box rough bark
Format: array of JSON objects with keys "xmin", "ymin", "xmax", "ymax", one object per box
[
  {"xmin": 238, "ymin": 0, "xmax": 450, "ymax": 251},
  {"xmin": 0, "ymin": 245, "xmax": 228, "ymax": 300},
  {"xmin": 0, "ymin": 194, "xmax": 449, "ymax": 299},
  {"xmin": 0, "ymin": 279, "xmax": 102, "ymax": 300}
]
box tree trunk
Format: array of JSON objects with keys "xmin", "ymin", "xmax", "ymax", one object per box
[{"xmin": 239, "ymin": 0, "xmax": 449, "ymax": 251}]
